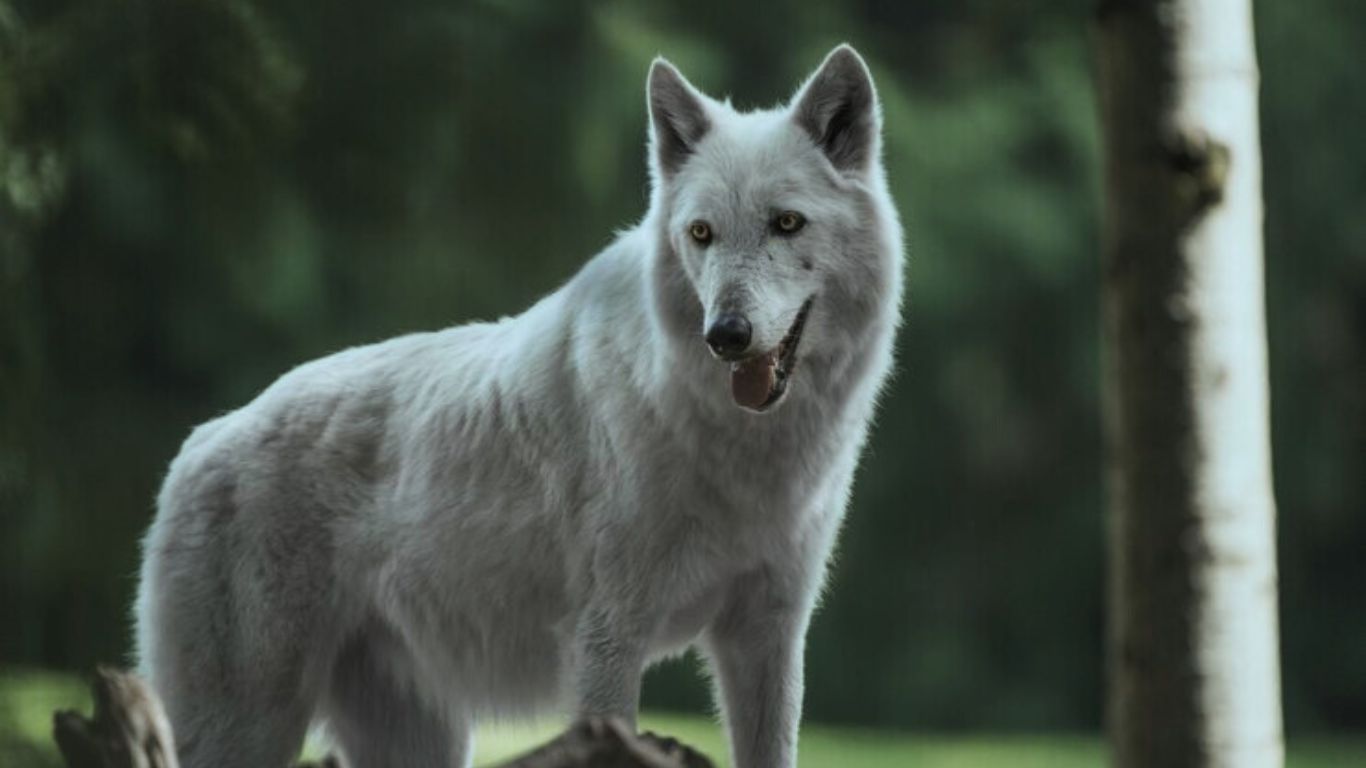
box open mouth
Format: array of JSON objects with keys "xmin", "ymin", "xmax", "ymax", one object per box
[{"xmin": 728, "ymin": 298, "xmax": 814, "ymax": 412}]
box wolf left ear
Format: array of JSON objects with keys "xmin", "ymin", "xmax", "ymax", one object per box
[
  {"xmin": 791, "ymin": 45, "xmax": 881, "ymax": 173},
  {"xmin": 648, "ymin": 58, "xmax": 712, "ymax": 179}
]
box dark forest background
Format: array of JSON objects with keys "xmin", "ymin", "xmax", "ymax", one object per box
[{"xmin": 1, "ymin": 0, "xmax": 1362, "ymax": 735}]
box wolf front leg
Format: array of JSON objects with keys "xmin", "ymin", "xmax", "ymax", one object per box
[
  {"xmin": 573, "ymin": 603, "xmax": 648, "ymax": 728},
  {"xmin": 704, "ymin": 567, "xmax": 814, "ymax": 768}
]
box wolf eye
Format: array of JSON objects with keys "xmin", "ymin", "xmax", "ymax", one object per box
[
  {"xmin": 688, "ymin": 221, "xmax": 713, "ymax": 245},
  {"xmin": 774, "ymin": 211, "xmax": 806, "ymax": 234}
]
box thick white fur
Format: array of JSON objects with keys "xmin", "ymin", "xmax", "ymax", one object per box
[{"xmin": 134, "ymin": 45, "xmax": 903, "ymax": 768}]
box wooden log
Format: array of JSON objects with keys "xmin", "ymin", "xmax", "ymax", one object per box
[
  {"xmin": 51, "ymin": 668, "xmax": 714, "ymax": 768},
  {"xmin": 53, "ymin": 667, "xmax": 179, "ymax": 768},
  {"xmin": 495, "ymin": 718, "xmax": 714, "ymax": 768}
]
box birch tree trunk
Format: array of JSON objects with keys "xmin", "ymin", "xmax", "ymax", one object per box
[{"xmin": 1096, "ymin": 1, "xmax": 1283, "ymax": 766}]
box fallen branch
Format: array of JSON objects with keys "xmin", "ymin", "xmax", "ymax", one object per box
[
  {"xmin": 53, "ymin": 668, "xmax": 178, "ymax": 768},
  {"xmin": 496, "ymin": 718, "xmax": 713, "ymax": 768},
  {"xmin": 51, "ymin": 668, "xmax": 715, "ymax": 768}
]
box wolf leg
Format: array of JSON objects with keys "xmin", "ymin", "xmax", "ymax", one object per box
[
  {"xmin": 137, "ymin": 468, "xmax": 340, "ymax": 768},
  {"xmin": 573, "ymin": 603, "xmax": 649, "ymax": 728},
  {"xmin": 321, "ymin": 630, "xmax": 470, "ymax": 768},
  {"xmin": 703, "ymin": 568, "xmax": 812, "ymax": 768},
  {"xmin": 138, "ymin": 554, "xmax": 318, "ymax": 768}
]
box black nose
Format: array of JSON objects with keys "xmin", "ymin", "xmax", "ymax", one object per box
[{"xmin": 706, "ymin": 314, "xmax": 752, "ymax": 358}]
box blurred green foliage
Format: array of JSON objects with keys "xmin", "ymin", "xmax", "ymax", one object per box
[{"xmin": 1, "ymin": 0, "xmax": 1362, "ymax": 735}]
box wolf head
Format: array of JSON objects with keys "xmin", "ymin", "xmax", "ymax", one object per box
[{"xmin": 646, "ymin": 45, "xmax": 899, "ymax": 413}]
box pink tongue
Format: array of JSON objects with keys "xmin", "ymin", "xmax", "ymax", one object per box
[{"xmin": 730, "ymin": 353, "xmax": 778, "ymax": 410}]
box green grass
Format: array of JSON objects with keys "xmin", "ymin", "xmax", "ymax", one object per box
[{"xmin": 3, "ymin": 669, "xmax": 1362, "ymax": 767}]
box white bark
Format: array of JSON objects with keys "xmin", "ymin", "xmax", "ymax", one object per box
[{"xmin": 1097, "ymin": 0, "xmax": 1283, "ymax": 766}]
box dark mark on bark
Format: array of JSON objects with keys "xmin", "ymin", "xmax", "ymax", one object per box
[{"xmin": 1165, "ymin": 130, "xmax": 1231, "ymax": 226}]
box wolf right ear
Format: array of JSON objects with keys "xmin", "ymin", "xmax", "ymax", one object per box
[
  {"xmin": 647, "ymin": 58, "xmax": 711, "ymax": 179},
  {"xmin": 791, "ymin": 45, "xmax": 881, "ymax": 174}
]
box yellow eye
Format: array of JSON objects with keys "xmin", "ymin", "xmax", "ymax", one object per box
[
  {"xmin": 689, "ymin": 221, "xmax": 712, "ymax": 244},
  {"xmin": 776, "ymin": 211, "xmax": 806, "ymax": 233}
]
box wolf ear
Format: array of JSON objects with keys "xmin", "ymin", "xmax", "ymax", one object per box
[
  {"xmin": 648, "ymin": 58, "xmax": 711, "ymax": 179},
  {"xmin": 791, "ymin": 45, "xmax": 880, "ymax": 173}
]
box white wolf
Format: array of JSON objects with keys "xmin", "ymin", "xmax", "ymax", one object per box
[{"xmin": 134, "ymin": 44, "xmax": 904, "ymax": 768}]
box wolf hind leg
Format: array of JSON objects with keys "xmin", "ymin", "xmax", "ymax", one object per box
[
  {"xmin": 322, "ymin": 629, "xmax": 470, "ymax": 768},
  {"xmin": 137, "ymin": 479, "xmax": 341, "ymax": 767},
  {"xmin": 140, "ymin": 585, "xmax": 317, "ymax": 768},
  {"xmin": 139, "ymin": 563, "xmax": 322, "ymax": 768},
  {"xmin": 167, "ymin": 697, "xmax": 313, "ymax": 768}
]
